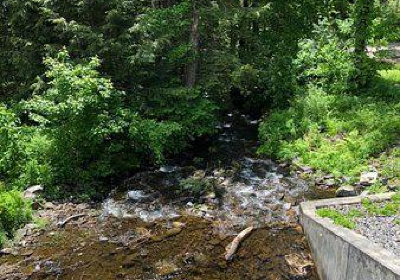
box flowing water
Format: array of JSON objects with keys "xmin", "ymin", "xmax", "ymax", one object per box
[{"xmin": 0, "ymin": 112, "xmax": 322, "ymax": 280}]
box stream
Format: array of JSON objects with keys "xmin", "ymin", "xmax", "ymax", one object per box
[{"xmin": 0, "ymin": 112, "xmax": 323, "ymax": 280}]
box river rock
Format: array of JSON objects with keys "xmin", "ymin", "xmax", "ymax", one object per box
[
  {"xmin": 44, "ymin": 202, "xmax": 55, "ymax": 210},
  {"xmin": 159, "ymin": 165, "xmax": 178, "ymax": 173},
  {"xmin": 0, "ymin": 248, "xmax": 17, "ymax": 255},
  {"xmin": 266, "ymin": 203, "xmax": 279, "ymax": 211},
  {"xmin": 324, "ymin": 179, "xmax": 336, "ymax": 187},
  {"xmin": 172, "ymin": 222, "xmax": 186, "ymax": 229},
  {"xmin": 336, "ymin": 185, "xmax": 357, "ymax": 197},
  {"xmin": 99, "ymin": 236, "xmax": 109, "ymax": 242},
  {"xmin": 155, "ymin": 260, "xmax": 178, "ymax": 276},
  {"xmin": 193, "ymin": 253, "xmax": 208, "ymax": 266},
  {"xmin": 283, "ymin": 203, "xmax": 292, "ymax": 211},
  {"xmin": 23, "ymin": 185, "xmax": 43, "ymax": 199},
  {"xmin": 127, "ymin": 190, "xmax": 154, "ymax": 203},
  {"xmin": 193, "ymin": 170, "xmax": 206, "ymax": 180},
  {"xmin": 360, "ymin": 171, "xmax": 378, "ymax": 186}
]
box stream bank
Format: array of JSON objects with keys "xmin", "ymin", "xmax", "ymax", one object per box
[{"xmin": 1, "ymin": 112, "xmax": 322, "ymax": 279}]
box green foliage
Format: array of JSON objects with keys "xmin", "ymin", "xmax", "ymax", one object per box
[
  {"xmin": 317, "ymin": 208, "xmax": 356, "ymax": 229},
  {"xmin": 295, "ymin": 18, "xmax": 356, "ymax": 94},
  {"xmin": 0, "ymin": 190, "xmax": 32, "ymax": 247},
  {"xmin": 318, "ymin": 193, "xmax": 400, "ymax": 232},
  {"xmin": 362, "ymin": 196, "xmax": 400, "ymax": 216},
  {"xmin": 370, "ymin": 0, "xmax": 400, "ymax": 44},
  {"xmin": 179, "ymin": 177, "xmax": 212, "ymax": 197},
  {"xmin": 24, "ymin": 50, "xmax": 135, "ymax": 187},
  {"xmin": 0, "ymin": 105, "xmax": 51, "ymax": 189},
  {"xmin": 20, "ymin": 50, "xmax": 217, "ymax": 191},
  {"xmin": 258, "ymin": 70, "xmax": 400, "ymax": 179}
]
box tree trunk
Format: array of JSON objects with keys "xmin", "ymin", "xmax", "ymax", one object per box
[
  {"xmin": 185, "ymin": 0, "xmax": 200, "ymax": 88},
  {"xmin": 353, "ymin": 0, "xmax": 374, "ymax": 88}
]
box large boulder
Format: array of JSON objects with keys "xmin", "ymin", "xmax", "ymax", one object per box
[{"xmin": 23, "ymin": 185, "xmax": 43, "ymax": 199}]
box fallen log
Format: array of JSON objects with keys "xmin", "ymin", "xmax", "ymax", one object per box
[
  {"xmin": 224, "ymin": 227, "xmax": 254, "ymax": 261},
  {"xmin": 57, "ymin": 214, "xmax": 86, "ymax": 228}
]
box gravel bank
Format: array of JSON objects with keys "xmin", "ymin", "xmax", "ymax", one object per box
[{"xmin": 333, "ymin": 203, "xmax": 400, "ymax": 256}]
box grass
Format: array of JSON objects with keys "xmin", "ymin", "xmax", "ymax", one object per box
[
  {"xmin": 318, "ymin": 193, "xmax": 400, "ymax": 229},
  {"xmin": 317, "ymin": 208, "xmax": 356, "ymax": 229},
  {"xmin": 258, "ymin": 65, "xmax": 400, "ymax": 181}
]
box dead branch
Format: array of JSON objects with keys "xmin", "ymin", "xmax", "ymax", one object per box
[
  {"xmin": 224, "ymin": 227, "xmax": 254, "ymax": 261},
  {"xmin": 57, "ymin": 214, "xmax": 86, "ymax": 228}
]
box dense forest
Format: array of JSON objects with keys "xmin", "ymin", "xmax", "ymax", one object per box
[{"xmin": 1, "ymin": 0, "xmax": 400, "ymax": 268}]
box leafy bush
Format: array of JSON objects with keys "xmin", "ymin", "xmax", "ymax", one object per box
[
  {"xmin": 258, "ymin": 74, "xmax": 400, "ymax": 179},
  {"xmin": 0, "ymin": 190, "xmax": 32, "ymax": 247},
  {"xmin": 295, "ymin": 18, "xmax": 356, "ymax": 94},
  {"xmin": 0, "ymin": 105, "xmax": 51, "ymax": 189},
  {"xmin": 23, "ymin": 50, "xmax": 217, "ymax": 190}
]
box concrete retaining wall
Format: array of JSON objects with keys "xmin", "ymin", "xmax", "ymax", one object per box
[{"xmin": 300, "ymin": 193, "xmax": 400, "ymax": 280}]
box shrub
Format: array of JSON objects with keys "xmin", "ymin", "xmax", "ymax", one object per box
[
  {"xmin": 24, "ymin": 50, "xmax": 218, "ymax": 190},
  {"xmin": 295, "ymin": 18, "xmax": 356, "ymax": 94},
  {"xmin": 24, "ymin": 50, "xmax": 138, "ymax": 187},
  {"xmin": 0, "ymin": 190, "xmax": 32, "ymax": 247},
  {"xmin": 0, "ymin": 105, "xmax": 51, "ymax": 189},
  {"xmin": 258, "ymin": 75, "xmax": 400, "ymax": 179}
]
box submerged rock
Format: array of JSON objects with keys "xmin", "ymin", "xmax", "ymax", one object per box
[{"xmin": 155, "ymin": 260, "xmax": 179, "ymax": 276}]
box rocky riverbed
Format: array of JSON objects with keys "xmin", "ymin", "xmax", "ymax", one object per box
[{"xmin": 0, "ymin": 112, "xmax": 321, "ymax": 279}]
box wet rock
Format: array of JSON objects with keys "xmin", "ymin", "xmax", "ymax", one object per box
[
  {"xmin": 165, "ymin": 228, "xmax": 182, "ymax": 237},
  {"xmin": 284, "ymin": 196, "xmax": 297, "ymax": 206},
  {"xmin": 44, "ymin": 202, "xmax": 55, "ymax": 210},
  {"xmin": 286, "ymin": 209, "xmax": 298, "ymax": 223},
  {"xmin": 193, "ymin": 253, "xmax": 208, "ymax": 266},
  {"xmin": 172, "ymin": 222, "xmax": 186, "ymax": 229},
  {"xmin": 99, "ymin": 236, "xmax": 109, "ymax": 242},
  {"xmin": 159, "ymin": 165, "xmax": 178, "ymax": 173},
  {"xmin": 0, "ymin": 248, "xmax": 17, "ymax": 256},
  {"xmin": 360, "ymin": 171, "xmax": 378, "ymax": 186},
  {"xmin": 122, "ymin": 254, "xmax": 138, "ymax": 268},
  {"xmin": 155, "ymin": 260, "xmax": 179, "ymax": 276},
  {"xmin": 23, "ymin": 185, "xmax": 43, "ymax": 199},
  {"xmin": 283, "ymin": 203, "xmax": 292, "ymax": 211},
  {"xmin": 336, "ymin": 185, "xmax": 357, "ymax": 197},
  {"xmin": 277, "ymin": 163, "xmax": 289, "ymax": 173},
  {"xmin": 285, "ymin": 253, "xmax": 314, "ymax": 277},
  {"xmin": 266, "ymin": 203, "xmax": 279, "ymax": 211},
  {"xmin": 127, "ymin": 190, "xmax": 155, "ymax": 203},
  {"xmin": 218, "ymin": 260, "xmax": 228, "ymax": 269}
]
